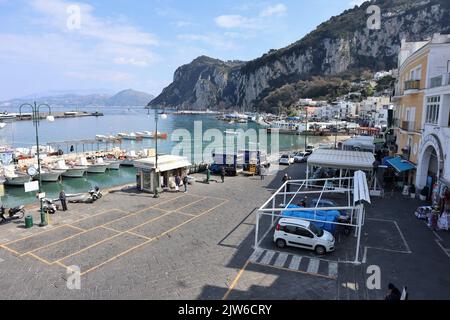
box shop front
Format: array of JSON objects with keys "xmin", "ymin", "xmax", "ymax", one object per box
[{"xmin": 134, "ymin": 155, "xmax": 191, "ymax": 193}]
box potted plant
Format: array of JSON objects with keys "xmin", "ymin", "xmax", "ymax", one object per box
[
  {"xmin": 410, "ymin": 185, "xmax": 416, "ymax": 199},
  {"xmin": 420, "ymin": 186, "xmax": 429, "ymax": 201}
]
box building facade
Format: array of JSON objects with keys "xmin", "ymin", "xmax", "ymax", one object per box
[
  {"xmin": 416, "ymin": 34, "xmax": 450, "ymax": 194},
  {"xmin": 392, "ymin": 38, "xmax": 429, "ymax": 184}
]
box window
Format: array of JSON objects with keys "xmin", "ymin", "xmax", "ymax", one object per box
[
  {"xmin": 426, "ymin": 96, "xmax": 441, "ymax": 124},
  {"xmin": 296, "ymin": 227, "xmax": 314, "ymax": 238},
  {"xmin": 281, "ymin": 225, "xmax": 297, "ymax": 234}
]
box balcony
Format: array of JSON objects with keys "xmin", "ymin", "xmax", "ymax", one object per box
[
  {"xmin": 404, "ymin": 80, "xmax": 421, "ymax": 91},
  {"xmin": 429, "ymin": 73, "xmax": 450, "ymax": 89},
  {"xmin": 400, "ymin": 121, "xmax": 415, "ymax": 132}
]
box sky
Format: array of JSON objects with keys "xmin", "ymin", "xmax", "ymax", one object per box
[{"xmin": 0, "ymin": 0, "xmax": 366, "ymax": 100}]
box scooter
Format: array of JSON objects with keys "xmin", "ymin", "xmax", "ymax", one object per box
[
  {"xmin": 0, "ymin": 205, "xmax": 25, "ymax": 224},
  {"xmin": 89, "ymin": 186, "xmax": 103, "ymax": 201},
  {"xmin": 43, "ymin": 199, "xmax": 59, "ymax": 215}
]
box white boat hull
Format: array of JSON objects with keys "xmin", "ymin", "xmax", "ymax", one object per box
[
  {"xmin": 62, "ymin": 167, "xmax": 87, "ymax": 178},
  {"xmin": 105, "ymin": 161, "xmax": 121, "ymax": 170},
  {"xmin": 120, "ymin": 159, "xmax": 135, "ymax": 166},
  {"xmin": 86, "ymin": 164, "xmax": 108, "ymax": 173},
  {"xmin": 4, "ymin": 175, "xmax": 31, "ymax": 186},
  {"xmin": 35, "ymin": 171, "xmax": 62, "ymax": 182}
]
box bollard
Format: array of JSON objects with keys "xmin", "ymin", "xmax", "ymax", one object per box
[{"xmin": 25, "ymin": 215, "xmax": 33, "ymax": 229}]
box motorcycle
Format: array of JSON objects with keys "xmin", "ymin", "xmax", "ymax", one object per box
[
  {"xmin": 0, "ymin": 205, "xmax": 25, "ymax": 224},
  {"xmin": 43, "ymin": 199, "xmax": 59, "ymax": 215},
  {"xmin": 89, "ymin": 186, "xmax": 103, "ymax": 201}
]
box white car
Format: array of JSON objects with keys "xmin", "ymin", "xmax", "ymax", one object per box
[
  {"xmin": 294, "ymin": 152, "xmax": 308, "ymax": 163},
  {"xmin": 279, "ymin": 154, "xmax": 294, "ymax": 165},
  {"xmin": 273, "ymin": 218, "xmax": 335, "ymax": 255}
]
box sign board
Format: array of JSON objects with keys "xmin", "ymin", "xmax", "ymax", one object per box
[
  {"xmin": 24, "ymin": 181, "xmax": 39, "ymax": 193},
  {"xmin": 37, "ymin": 192, "xmax": 46, "ymax": 199},
  {"xmin": 0, "ymin": 184, "xmax": 4, "ymax": 197}
]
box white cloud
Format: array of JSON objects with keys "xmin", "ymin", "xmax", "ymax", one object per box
[
  {"xmin": 260, "ymin": 3, "xmax": 287, "ymax": 17},
  {"xmin": 214, "ymin": 15, "xmax": 259, "ymax": 29},
  {"xmin": 30, "ymin": 0, "xmax": 159, "ymax": 46},
  {"xmin": 177, "ymin": 33, "xmax": 238, "ymax": 51}
]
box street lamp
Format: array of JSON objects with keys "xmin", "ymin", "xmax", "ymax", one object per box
[
  {"xmin": 19, "ymin": 102, "xmax": 54, "ymax": 227},
  {"xmin": 303, "ymin": 106, "xmax": 309, "ymax": 151},
  {"xmin": 334, "ymin": 112, "xmax": 339, "ymax": 149},
  {"xmin": 153, "ymin": 107, "xmax": 168, "ymax": 198}
]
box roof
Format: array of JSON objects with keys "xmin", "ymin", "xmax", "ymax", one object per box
[
  {"xmin": 134, "ymin": 155, "xmax": 191, "ymax": 172},
  {"xmin": 279, "ymin": 218, "xmax": 310, "ymax": 227},
  {"xmin": 385, "ymin": 156, "xmax": 416, "ymax": 173},
  {"xmin": 307, "ymin": 149, "xmax": 375, "ymax": 170}
]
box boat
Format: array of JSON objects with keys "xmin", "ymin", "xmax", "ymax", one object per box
[
  {"xmin": 117, "ymin": 132, "xmax": 137, "ymax": 140},
  {"xmin": 136, "ymin": 131, "xmax": 168, "ymax": 139},
  {"xmin": 56, "ymin": 160, "xmax": 87, "ymax": 178},
  {"xmin": 3, "ymin": 165, "xmax": 31, "ymax": 186},
  {"xmin": 104, "ymin": 158, "xmax": 121, "ymax": 170},
  {"xmin": 95, "ymin": 134, "xmax": 109, "ymax": 142},
  {"xmin": 224, "ymin": 130, "xmax": 240, "ymax": 136},
  {"xmin": 119, "ymin": 150, "xmax": 138, "ymax": 167},
  {"xmin": 78, "ymin": 157, "xmax": 108, "ymax": 174},
  {"xmin": 34, "ymin": 169, "xmax": 63, "ymax": 182}
]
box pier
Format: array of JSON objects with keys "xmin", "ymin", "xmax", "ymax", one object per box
[{"xmin": 0, "ymin": 111, "xmax": 104, "ymax": 121}]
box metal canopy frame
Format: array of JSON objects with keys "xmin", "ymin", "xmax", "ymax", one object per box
[{"xmin": 255, "ymin": 171, "xmax": 371, "ymax": 264}]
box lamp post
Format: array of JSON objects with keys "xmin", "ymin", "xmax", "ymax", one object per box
[
  {"xmin": 334, "ymin": 112, "xmax": 339, "ymax": 149},
  {"xmin": 153, "ymin": 107, "xmax": 168, "ymax": 198},
  {"xmin": 19, "ymin": 102, "xmax": 54, "ymax": 227},
  {"xmin": 303, "ymin": 106, "xmax": 308, "ymax": 151}
]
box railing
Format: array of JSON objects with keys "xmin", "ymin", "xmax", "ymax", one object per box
[
  {"xmin": 401, "ymin": 121, "xmax": 415, "ymax": 132},
  {"xmin": 404, "ymin": 80, "xmax": 421, "ymax": 91}
]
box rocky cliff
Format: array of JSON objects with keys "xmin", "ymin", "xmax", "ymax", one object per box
[{"xmin": 149, "ymin": 0, "xmax": 450, "ymax": 111}]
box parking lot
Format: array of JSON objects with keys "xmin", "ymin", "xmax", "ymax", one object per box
[{"xmin": 1, "ymin": 192, "xmax": 228, "ymax": 277}]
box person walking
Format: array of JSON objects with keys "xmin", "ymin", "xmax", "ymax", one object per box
[
  {"xmin": 59, "ymin": 190, "xmax": 68, "ymax": 211},
  {"xmin": 175, "ymin": 175, "xmax": 181, "ymax": 192},
  {"xmin": 220, "ymin": 166, "xmax": 226, "ymax": 183},
  {"xmin": 206, "ymin": 166, "xmax": 211, "ymax": 184},
  {"xmin": 260, "ymin": 165, "xmax": 265, "ymax": 181},
  {"xmin": 183, "ymin": 175, "xmax": 188, "ymax": 193}
]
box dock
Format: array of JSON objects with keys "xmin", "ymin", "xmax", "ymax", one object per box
[{"xmin": 1, "ymin": 111, "xmax": 104, "ymax": 121}]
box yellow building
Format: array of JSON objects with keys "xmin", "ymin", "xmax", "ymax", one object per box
[{"xmin": 392, "ymin": 39, "xmax": 429, "ymax": 183}]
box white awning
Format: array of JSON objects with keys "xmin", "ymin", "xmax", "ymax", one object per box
[
  {"xmin": 307, "ymin": 149, "xmax": 375, "ymax": 170},
  {"xmin": 134, "ymin": 155, "xmax": 191, "ymax": 173}
]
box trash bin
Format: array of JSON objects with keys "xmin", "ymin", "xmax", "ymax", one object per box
[{"xmin": 25, "ymin": 215, "xmax": 33, "ymax": 229}]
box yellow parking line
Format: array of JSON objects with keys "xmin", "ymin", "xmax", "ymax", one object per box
[
  {"xmin": 0, "ymin": 244, "xmax": 21, "ymax": 255},
  {"xmin": 3, "ymin": 224, "xmax": 75, "ymax": 245},
  {"xmin": 26, "ymin": 252, "xmax": 53, "ymax": 266},
  {"xmin": 172, "ymin": 197, "xmax": 208, "ymax": 212},
  {"xmin": 81, "ymin": 199, "xmax": 229, "ymax": 276},
  {"xmin": 223, "ymin": 260, "xmax": 250, "ymax": 300},
  {"xmin": 176, "ymin": 212, "xmax": 197, "ymax": 217}
]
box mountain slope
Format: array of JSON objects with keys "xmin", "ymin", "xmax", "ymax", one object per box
[
  {"xmin": 0, "ymin": 89, "xmax": 154, "ymax": 107},
  {"xmin": 149, "ymin": 0, "xmax": 450, "ymax": 111}
]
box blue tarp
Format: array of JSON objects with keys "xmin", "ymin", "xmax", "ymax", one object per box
[
  {"xmin": 282, "ymin": 204, "xmax": 340, "ymax": 234},
  {"xmin": 385, "ymin": 156, "xmax": 415, "ymax": 173}
]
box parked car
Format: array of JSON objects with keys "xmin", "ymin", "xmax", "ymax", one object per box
[
  {"xmin": 294, "ymin": 152, "xmax": 309, "ymax": 163},
  {"xmin": 274, "ymin": 218, "xmax": 335, "ymax": 255},
  {"xmin": 279, "ymin": 154, "xmax": 294, "ymax": 165},
  {"xmin": 305, "ymin": 145, "xmax": 316, "ymax": 154}
]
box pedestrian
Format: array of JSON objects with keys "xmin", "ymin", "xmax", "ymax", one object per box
[
  {"xmin": 282, "ymin": 174, "xmax": 290, "ymax": 193},
  {"xmin": 385, "ymin": 283, "xmax": 401, "ymax": 301},
  {"xmin": 175, "ymin": 175, "xmax": 181, "ymax": 192},
  {"xmin": 206, "ymin": 166, "xmax": 211, "ymax": 184},
  {"xmin": 220, "ymin": 166, "xmax": 226, "ymax": 183},
  {"xmin": 260, "ymin": 165, "xmax": 265, "ymax": 181},
  {"xmin": 59, "ymin": 190, "xmax": 68, "ymax": 211},
  {"xmin": 183, "ymin": 175, "xmax": 188, "ymax": 193}
]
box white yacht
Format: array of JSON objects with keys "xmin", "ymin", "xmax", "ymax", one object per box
[
  {"xmin": 56, "ymin": 160, "xmax": 87, "ymax": 178},
  {"xmin": 3, "ymin": 165, "xmax": 31, "ymax": 186},
  {"xmin": 104, "ymin": 158, "xmax": 121, "ymax": 170},
  {"xmin": 117, "ymin": 132, "xmax": 137, "ymax": 140},
  {"xmin": 34, "ymin": 169, "xmax": 63, "ymax": 182},
  {"xmin": 78, "ymin": 157, "xmax": 108, "ymax": 174}
]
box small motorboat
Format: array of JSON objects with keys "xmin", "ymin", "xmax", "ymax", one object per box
[
  {"xmin": 56, "ymin": 160, "xmax": 87, "ymax": 178},
  {"xmin": 78, "ymin": 157, "xmax": 108, "ymax": 174},
  {"xmin": 34, "ymin": 169, "xmax": 63, "ymax": 182},
  {"xmin": 117, "ymin": 132, "xmax": 137, "ymax": 140},
  {"xmin": 104, "ymin": 158, "xmax": 121, "ymax": 170},
  {"xmin": 95, "ymin": 134, "xmax": 109, "ymax": 142},
  {"xmin": 136, "ymin": 131, "xmax": 168, "ymax": 139},
  {"xmin": 119, "ymin": 150, "xmax": 138, "ymax": 167},
  {"xmin": 224, "ymin": 130, "xmax": 239, "ymax": 136},
  {"xmin": 3, "ymin": 165, "xmax": 31, "ymax": 186}
]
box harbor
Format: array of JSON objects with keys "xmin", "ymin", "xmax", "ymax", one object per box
[{"xmin": 0, "ymin": 110, "xmax": 103, "ymax": 121}]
